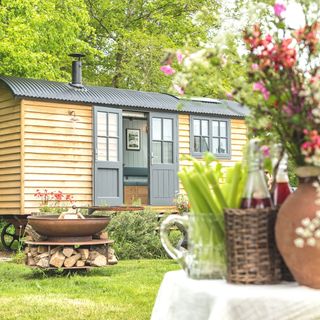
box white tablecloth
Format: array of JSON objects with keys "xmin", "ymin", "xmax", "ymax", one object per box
[{"xmin": 151, "ymin": 270, "xmax": 320, "ymax": 320}]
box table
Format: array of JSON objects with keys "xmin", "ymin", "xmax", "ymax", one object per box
[{"xmin": 151, "ymin": 270, "xmax": 320, "ymax": 320}]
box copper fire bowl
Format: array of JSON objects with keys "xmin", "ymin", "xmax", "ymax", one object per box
[{"xmin": 27, "ymin": 215, "xmax": 111, "ymax": 242}]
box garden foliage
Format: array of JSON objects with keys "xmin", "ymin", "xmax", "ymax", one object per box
[{"xmin": 107, "ymin": 210, "xmax": 180, "ymax": 260}]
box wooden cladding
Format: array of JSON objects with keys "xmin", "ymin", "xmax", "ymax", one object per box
[
  {"xmin": 0, "ymin": 85, "xmax": 21, "ymax": 215},
  {"xmin": 22, "ymin": 100, "xmax": 93, "ymax": 213},
  {"xmin": 0, "ymin": 97, "xmax": 94, "ymax": 214}
]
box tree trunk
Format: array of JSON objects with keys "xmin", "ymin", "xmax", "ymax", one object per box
[{"xmin": 112, "ymin": 49, "xmax": 123, "ymax": 88}]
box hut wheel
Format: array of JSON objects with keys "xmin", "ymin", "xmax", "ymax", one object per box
[{"xmin": 1, "ymin": 223, "xmax": 20, "ymax": 251}]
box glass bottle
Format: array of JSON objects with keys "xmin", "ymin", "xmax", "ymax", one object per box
[
  {"xmin": 240, "ymin": 139, "xmax": 273, "ymax": 209},
  {"xmin": 273, "ymin": 152, "xmax": 292, "ymax": 206}
]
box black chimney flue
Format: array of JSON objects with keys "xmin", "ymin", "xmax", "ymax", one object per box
[{"xmin": 69, "ymin": 53, "xmax": 85, "ymax": 88}]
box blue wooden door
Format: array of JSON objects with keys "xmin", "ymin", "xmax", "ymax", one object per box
[
  {"xmin": 94, "ymin": 106, "xmax": 123, "ymax": 205},
  {"xmin": 149, "ymin": 113, "xmax": 179, "ymax": 205}
]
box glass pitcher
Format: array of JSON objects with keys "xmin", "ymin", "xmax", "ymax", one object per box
[{"xmin": 160, "ymin": 213, "xmax": 226, "ymax": 280}]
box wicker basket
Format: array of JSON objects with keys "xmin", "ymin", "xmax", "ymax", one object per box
[{"xmin": 224, "ymin": 208, "xmax": 282, "ymax": 284}]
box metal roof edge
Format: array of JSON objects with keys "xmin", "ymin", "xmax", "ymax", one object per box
[
  {"xmin": 222, "ymin": 99, "xmax": 250, "ymax": 117},
  {"xmin": 0, "ymin": 76, "xmax": 247, "ymax": 118}
]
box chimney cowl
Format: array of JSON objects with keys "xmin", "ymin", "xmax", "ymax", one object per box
[{"xmin": 69, "ymin": 53, "xmax": 85, "ymax": 88}]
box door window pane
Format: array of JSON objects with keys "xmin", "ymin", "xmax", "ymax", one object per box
[
  {"xmin": 201, "ymin": 120, "xmax": 209, "ymax": 136},
  {"xmin": 194, "ymin": 136, "xmax": 201, "ymax": 153},
  {"xmin": 108, "ymin": 138, "xmax": 118, "ymax": 161},
  {"xmin": 97, "ymin": 137, "xmax": 107, "ymax": 161},
  {"xmin": 201, "ymin": 137, "xmax": 209, "ymax": 152},
  {"xmin": 220, "ymin": 138, "xmax": 227, "ymax": 154},
  {"xmin": 152, "ymin": 141, "xmax": 162, "ymax": 164},
  {"xmin": 193, "ymin": 119, "xmax": 200, "ymax": 136},
  {"xmin": 220, "ymin": 121, "xmax": 227, "ymax": 137},
  {"xmin": 97, "ymin": 112, "xmax": 107, "ymax": 137},
  {"xmin": 163, "ymin": 142, "xmax": 173, "ymax": 163},
  {"xmin": 212, "ymin": 121, "xmax": 219, "ymax": 136},
  {"xmin": 212, "ymin": 138, "xmax": 219, "ymax": 153},
  {"xmin": 108, "ymin": 113, "xmax": 118, "ymax": 137},
  {"xmin": 152, "ymin": 118, "xmax": 162, "ymax": 140},
  {"xmin": 163, "ymin": 119, "xmax": 173, "ymax": 141}
]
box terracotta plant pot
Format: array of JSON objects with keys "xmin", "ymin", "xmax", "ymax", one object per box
[{"xmin": 275, "ymin": 171, "xmax": 320, "ymax": 288}]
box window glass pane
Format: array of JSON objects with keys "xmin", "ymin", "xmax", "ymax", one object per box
[
  {"xmin": 108, "ymin": 113, "xmax": 118, "ymax": 137},
  {"xmin": 194, "ymin": 136, "xmax": 201, "ymax": 153},
  {"xmin": 97, "ymin": 112, "xmax": 107, "ymax": 137},
  {"xmin": 163, "ymin": 119, "xmax": 173, "ymax": 141},
  {"xmin": 193, "ymin": 119, "xmax": 200, "ymax": 136},
  {"xmin": 212, "ymin": 121, "xmax": 219, "ymax": 137},
  {"xmin": 108, "ymin": 138, "xmax": 118, "ymax": 161},
  {"xmin": 212, "ymin": 138, "xmax": 219, "ymax": 153},
  {"xmin": 220, "ymin": 138, "xmax": 227, "ymax": 154},
  {"xmin": 97, "ymin": 137, "xmax": 107, "ymax": 161},
  {"xmin": 152, "ymin": 141, "xmax": 162, "ymax": 164},
  {"xmin": 163, "ymin": 142, "xmax": 173, "ymax": 163},
  {"xmin": 201, "ymin": 137, "xmax": 209, "ymax": 152},
  {"xmin": 220, "ymin": 121, "xmax": 227, "ymax": 137},
  {"xmin": 201, "ymin": 120, "xmax": 209, "ymax": 136},
  {"xmin": 152, "ymin": 118, "xmax": 162, "ymax": 140}
]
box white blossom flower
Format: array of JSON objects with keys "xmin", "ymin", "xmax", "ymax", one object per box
[
  {"xmin": 307, "ymin": 237, "xmax": 316, "ymax": 247},
  {"xmin": 295, "ymin": 227, "xmax": 305, "ymax": 236},
  {"xmin": 294, "ymin": 238, "xmax": 305, "ymax": 248},
  {"xmin": 316, "ymin": 211, "xmax": 320, "ymax": 219},
  {"xmin": 308, "ymin": 223, "xmax": 316, "ymax": 231},
  {"xmin": 302, "ymin": 229, "xmax": 313, "ymax": 238},
  {"xmin": 313, "ymin": 181, "xmax": 320, "ymax": 188},
  {"xmin": 301, "ymin": 217, "xmax": 311, "ymax": 227},
  {"xmin": 312, "ymin": 217, "xmax": 320, "ymax": 226},
  {"xmin": 314, "ymin": 230, "xmax": 320, "ymax": 238}
]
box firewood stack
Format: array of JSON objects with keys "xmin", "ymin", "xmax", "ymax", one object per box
[
  {"xmin": 24, "ymin": 227, "xmax": 118, "ymax": 269},
  {"xmin": 25, "ymin": 245, "xmax": 118, "ymax": 268}
]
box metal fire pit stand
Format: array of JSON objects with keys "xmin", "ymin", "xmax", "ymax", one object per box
[{"xmin": 25, "ymin": 239, "xmax": 114, "ymax": 270}]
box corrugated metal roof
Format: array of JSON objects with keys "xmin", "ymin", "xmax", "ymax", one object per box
[{"xmin": 0, "ymin": 75, "xmax": 248, "ymax": 118}]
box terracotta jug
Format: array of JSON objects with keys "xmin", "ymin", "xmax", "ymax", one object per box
[{"xmin": 275, "ymin": 168, "xmax": 320, "ymax": 288}]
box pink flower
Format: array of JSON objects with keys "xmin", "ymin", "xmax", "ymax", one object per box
[
  {"xmin": 283, "ymin": 105, "xmax": 293, "ymax": 116},
  {"xmin": 265, "ymin": 34, "xmax": 273, "ymax": 42},
  {"xmin": 251, "ymin": 63, "xmax": 259, "ymax": 71},
  {"xmin": 226, "ymin": 92, "xmax": 234, "ymax": 100},
  {"xmin": 274, "ymin": 3, "xmax": 286, "ymax": 17},
  {"xmin": 253, "ymin": 82, "xmax": 270, "ymax": 100},
  {"xmin": 261, "ymin": 145, "xmax": 270, "ymax": 157},
  {"xmin": 176, "ymin": 50, "xmax": 184, "ymax": 65},
  {"xmin": 173, "ymin": 84, "xmax": 184, "ymax": 95},
  {"xmin": 160, "ymin": 65, "xmax": 175, "ymax": 75}
]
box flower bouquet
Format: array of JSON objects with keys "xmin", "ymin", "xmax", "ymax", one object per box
[
  {"xmin": 236, "ymin": 1, "xmax": 320, "ymax": 288},
  {"xmin": 236, "ymin": 2, "xmax": 320, "ymax": 170}
]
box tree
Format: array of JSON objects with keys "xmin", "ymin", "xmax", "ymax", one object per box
[
  {"xmin": 0, "ymin": 0, "xmax": 95, "ymax": 81},
  {"xmin": 84, "ymin": 0, "xmax": 220, "ymax": 91},
  {"xmin": 163, "ymin": 1, "xmax": 282, "ymax": 99}
]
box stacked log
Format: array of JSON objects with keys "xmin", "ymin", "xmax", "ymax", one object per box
[{"xmin": 25, "ymin": 245, "xmax": 118, "ymax": 269}]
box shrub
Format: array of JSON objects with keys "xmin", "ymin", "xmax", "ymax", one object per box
[{"xmin": 107, "ymin": 210, "xmax": 181, "ymax": 260}]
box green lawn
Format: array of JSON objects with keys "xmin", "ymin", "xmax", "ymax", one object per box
[{"xmin": 0, "ymin": 259, "xmax": 180, "ymax": 320}]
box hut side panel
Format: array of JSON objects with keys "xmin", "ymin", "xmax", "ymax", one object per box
[
  {"xmin": 0, "ymin": 86, "xmax": 21, "ymax": 214},
  {"xmin": 230, "ymin": 118, "xmax": 247, "ymax": 163},
  {"xmin": 178, "ymin": 114, "xmax": 247, "ymax": 192},
  {"xmin": 23, "ymin": 100, "xmax": 93, "ymax": 213}
]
